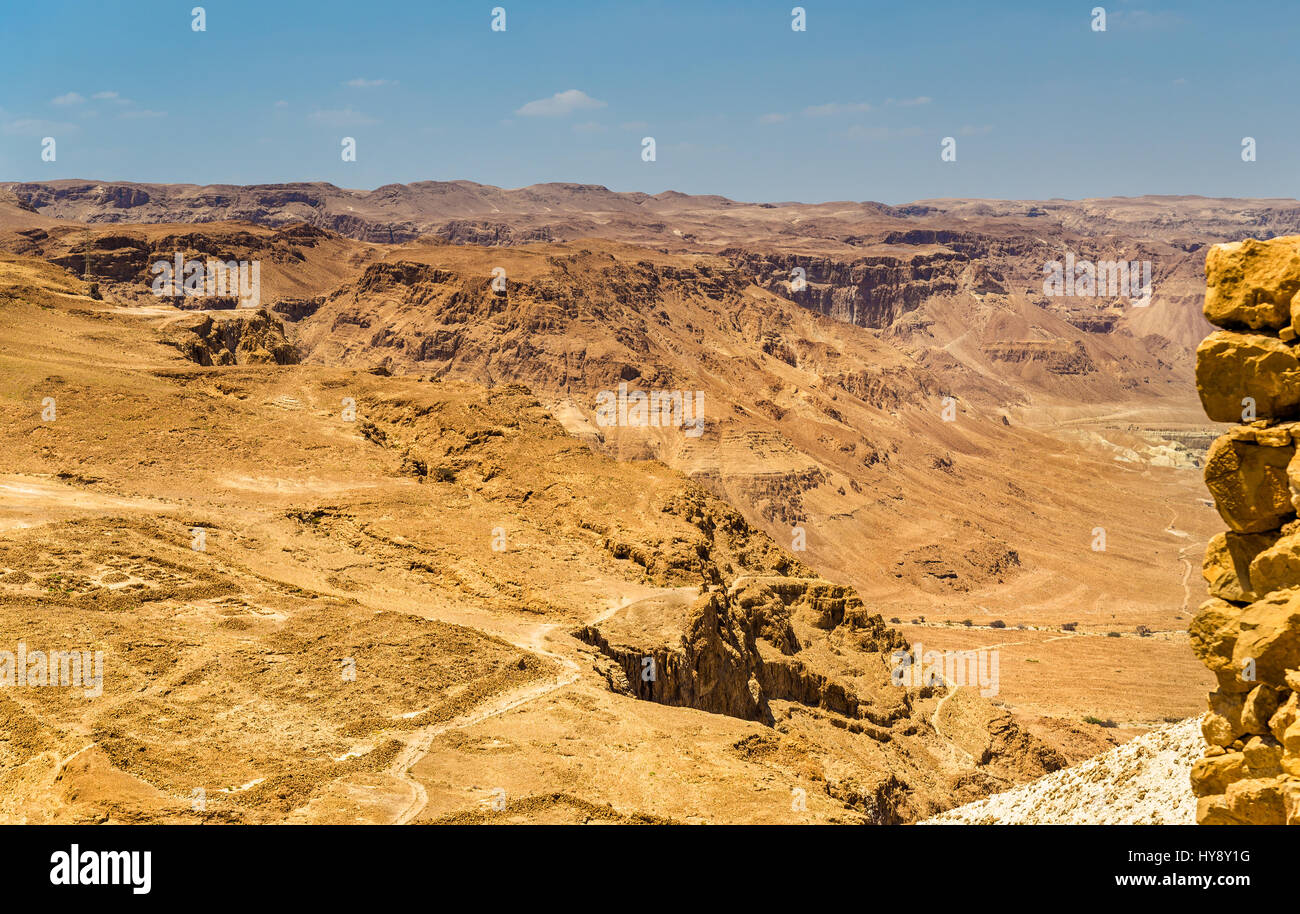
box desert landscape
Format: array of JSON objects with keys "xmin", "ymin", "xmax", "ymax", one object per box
[{"xmin": 0, "ymin": 177, "xmax": 1278, "ymax": 824}]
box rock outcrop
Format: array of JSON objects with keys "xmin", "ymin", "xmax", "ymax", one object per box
[
  {"xmin": 163, "ymin": 309, "xmax": 298, "ymax": 366},
  {"xmin": 1192, "ymin": 235, "xmax": 1300, "ymax": 824}
]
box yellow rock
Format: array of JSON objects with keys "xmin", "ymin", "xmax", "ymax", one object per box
[
  {"xmin": 1196, "ymin": 331, "xmax": 1300, "ymax": 423},
  {"xmin": 1256, "ymin": 425, "xmax": 1294, "ymax": 447},
  {"xmin": 1270, "ymin": 690, "xmax": 1298, "ymax": 742},
  {"xmin": 1190, "ymin": 598, "xmax": 1243, "ymax": 675},
  {"xmin": 1246, "ymin": 527, "xmax": 1300, "ymax": 597},
  {"xmin": 1223, "ymin": 776, "xmax": 1288, "ymax": 824},
  {"xmin": 1205, "ymin": 530, "xmax": 1275, "ymax": 602},
  {"xmin": 1234, "ymin": 588, "xmax": 1300, "ymax": 683},
  {"xmin": 1284, "ymin": 721, "xmax": 1300, "ymax": 776},
  {"xmin": 1243, "ymin": 734, "xmax": 1283, "ymax": 775},
  {"xmin": 1203, "ymin": 434, "xmax": 1295, "ymax": 533},
  {"xmin": 1190, "ymin": 752, "xmax": 1245, "ymax": 796},
  {"xmin": 1284, "ymin": 781, "xmax": 1300, "ymax": 824},
  {"xmin": 1203, "ymin": 687, "xmax": 1248, "ymax": 746},
  {"xmin": 1242, "ymin": 684, "xmax": 1281, "ymax": 734},
  {"xmin": 1204, "ymin": 237, "xmax": 1300, "ymax": 331}
]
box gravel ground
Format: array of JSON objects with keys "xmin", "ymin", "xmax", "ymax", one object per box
[{"xmin": 921, "ymin": 717, "xmax": 1203, "ymax": 825}]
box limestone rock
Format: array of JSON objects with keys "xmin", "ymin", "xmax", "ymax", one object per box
[
  {"xmin": 1190, "ymin": 751, "xmax": 1245, "ymax": 797},
  {"xmin": 1284, "ymin": 720, "xmax": 1300, "ymax": 777},
  {"xmin": 1245, "ymin": 527, "xmax": 1300, "ymax": 597},
  {"xmin": 1232, "ymin": 589, "xmax": 1300, "ymax": 686},
  {"xmin": 1223, "ymin": 776, "xmax": 1287, "ymax": 824},
  {"xmin": 1203, "ymin": 434, "xmax": 1295, "ymax": 533},
  {"xmin": 1189, "ymin": 598, "xmax": 1243, "ymax": 679},
  {"xmin": 1205, "ymin": 531, "xmax": 1275, "ymax": 603},
  {"xmin": 1237, "ymin": 681, "xmax": 1279, "ymax": 733},
  {"xmin": 1284, "ymin": 780, "xmax": 1300, "ymax": 824},
  {"xmin": 1202, "ymin": 688, "xmax": 1247, "ymax": 747},
  {"xmin": 1269, "ymin": 690, "xmax": 1298, "ymax": 742},
  {"xmin": 1241, "ymin": 684, "xmax": 1280, "ymax": 734},
  {"xmin": 1196, "ymin": 331, "xmax": 1300, "ymax": 423},
  {"xmin": 1242, "ymin": 734, "xmax": 1282, "ymax": 776},
  {"xmin": 1197, "ymin": 793, "xmax": 1246, "ymax": 825},
  {"xmin": 1204, "ymin": 237, "xmax": 1300, "ymax": 331}
]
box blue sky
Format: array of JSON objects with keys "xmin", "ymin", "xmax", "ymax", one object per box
[{"xmin": 1, "ymin": 0, "xmax": 1296, "ymax": 203}]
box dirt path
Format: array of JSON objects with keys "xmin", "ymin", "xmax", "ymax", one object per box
[{"xmin": 385, "ymin": 591, "xmax": 653, "ymax": 824}]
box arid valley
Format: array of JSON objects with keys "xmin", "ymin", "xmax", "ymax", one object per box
[{"xmin": 0, "ymin": 178, "xmax": 1274, "ymax": 824}]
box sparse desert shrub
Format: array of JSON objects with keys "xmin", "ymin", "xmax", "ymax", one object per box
[
  {"xmin": 989, "ymin": 620, "xmax": 1006, "ymax": 629},
  {"xmin": 1062, "ymin": 622, "xmax": 1077, "ymax": 632},
  {"xmin": 889, "ymin": 617, "xmax": 900, "ymax": 624},
  {"xmin": 1106, "ymin": 631, "xmax": 1121, "ymax": 638},
  {"xmin": 431, "ymin": 465, "xmax": 457, "ymax": 483},
  {"xmin": 1083, "ymin": 715, "xmax": 1118, "ymax": 727},
  {"xmin": 961, "ymin": 619, "xmax": 973, "ymax": 627},
  {"xmin": 1136, "ymin": 625, "xmax": 1152, "ymax": 637}
]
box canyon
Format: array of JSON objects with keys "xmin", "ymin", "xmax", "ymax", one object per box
[{"xmin": 0, "ymin": 178, "xmax": 1265, "ymax": 822}]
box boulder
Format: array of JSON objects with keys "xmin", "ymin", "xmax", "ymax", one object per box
[
  {"xmin": 1196, "ymin": 331, "xmax": 1300, "ymax": 423},
  {"xmin": 1190, "ymin": 751, "xmax": 1245, "ymax": 797},
  {"xmin": 1204, "ymin": 237, "xmax": 1300, "ymax": 331},
  {"xmin": 1223, "ymin": 776, "xmax": 1288, "ymax": 824},
  {"xmin": 1203, "ymin": 434, "xmax": 1295, "ymax": 533},
  {"xmin": 1269, "ymin": 690, "xmax": 1298, "ymax": 742},
  {"xmin": 1205, "ymin": 530, "xmax": 1276, "ymax": 602},
  {"xmin": 1190, "ymin": 598, "xmax": 1244, "ymax": 682},
  {"xmin": 1283, "ymin": 720, "xmax": 1300, "ymax": 777},
  {"xmin": 1241, "ymin": 683, "xmax": 1281, "ymax": 734},
  {"xmin": 1245, "ymin": 527, "xmax": 1300, "ymax": 597},
  {"xmin": 1202, "ymin": 688, "xmax": 1247, "ymax": 747},
  {"xmin": 1241, "ymin": 734, "xmax": 1283, "ymax": 776},
  {"xmin": 1233, "ymin": 588, "xmax": 1300, "ymax": 684}
]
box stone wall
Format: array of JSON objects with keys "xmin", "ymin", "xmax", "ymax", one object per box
[{"xmin": 1192, "ymin": 237, "xmax": 1300, "ymax": 824}]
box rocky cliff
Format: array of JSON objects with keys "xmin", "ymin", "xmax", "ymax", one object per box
[{"xmin": 1192, "ymin": 236, "xmax": 1300, "ymax": 824}]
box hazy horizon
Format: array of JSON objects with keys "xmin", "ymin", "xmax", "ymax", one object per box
[{"xmin": 9, "ymin": 175, "xmax": 1300, "ymax": 209}]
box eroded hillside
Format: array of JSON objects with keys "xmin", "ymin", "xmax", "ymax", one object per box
[
  {"xmin": 0, "ymin": 252, "xmax": 1088, "ymax": 823},
  {"xmin": 0, "ymin": 186, "xmax": 1225, "ymax": 740}
]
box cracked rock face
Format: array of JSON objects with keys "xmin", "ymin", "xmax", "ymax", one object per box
[{"xmin": 1193, "ymin": 235, "xmax": 1300, "ymax": 824}]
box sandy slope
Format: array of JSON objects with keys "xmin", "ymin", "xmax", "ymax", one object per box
[{"xmin": 922, "ymin": 717, "xmax": 1203, "ymax": 825}]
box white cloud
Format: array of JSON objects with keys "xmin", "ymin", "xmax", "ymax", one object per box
[
  {"xmin": 515, "ymin": 89, "xmax": 606, "ymax": 117},
  {"xmin": 889, "ymin": 96, "xmax": 932, "ymax": 107},
  {"xmin": 309, "ymin": 106, "xmax": 378, "ymax": 127},
  {"xmin": 3, "ymin": 117, "xmax": 78, "ymax": 136},
  {"xmin": 1112, "ymin": 9, "xmax": 1185, "ymax": 30},
  {"xmin": 757, "ymin": 112, "xmax": 789, "ymax": 124},
  {"xmin": 804, "ymin": 101, "xmax": 872, "ymax": 117},
  {"xmin": 274, "ymin": 100, "xmax": 289, "ymax": 108},
  {"xmin": 344, "ymin": 78, "xmax": 395, "ymax": 88},
  {"xmin": 91, "ymin": 91, "xmax": 120, "ymax": 100},
  {"xmin": 52, "ymin": 92, "xmax": 85, "ymax": 106},
  {"xmin": 845, "ymin": 125, "xmax": 923, "ymax": 140},
  {"xmin": 957, "ymin": 124, "xmax": 992, "ymax": 136},
  {"xmin": 120, "ymin": 108, "xmax": 167, "ymax": 119},
  {"xmin": 573, "ymin": 120, "xmax": 607, "ymax": 134}
]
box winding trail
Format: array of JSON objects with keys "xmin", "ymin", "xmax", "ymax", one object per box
[{"xmin": 386, "ymin": 595, "xmax": 642, "ymax": 824}]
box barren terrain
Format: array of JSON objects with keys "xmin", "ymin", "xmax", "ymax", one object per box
[{"xmin": 0, "ymin": 180, "xmax": 1254, "ymax": 822}]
